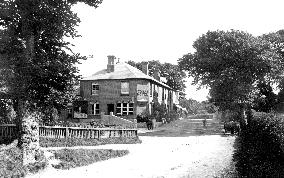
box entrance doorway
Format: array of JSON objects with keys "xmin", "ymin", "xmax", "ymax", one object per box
[{"xmin": 107, "ymin": 104, "xmax": 115, "ymax": 115}]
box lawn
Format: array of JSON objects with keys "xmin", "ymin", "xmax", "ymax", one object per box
[
  {"xmin": 0, "ymin": 137, "xmax": 135, "ymax": 177},
  {"xmin": 51, "ymin": 148, "xmax": 129, "ymax": 169}
]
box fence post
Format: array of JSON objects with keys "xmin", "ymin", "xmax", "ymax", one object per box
[
  {"xmin": 98, "ymin": 130, "xmax": 101, "ymax": 140},
  {"xmin": 66, "ymin": 127, "xmax": 69, "ymax": 138}
]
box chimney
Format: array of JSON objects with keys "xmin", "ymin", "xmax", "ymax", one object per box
[
  {"xmin": 141, "ymin": 62, "xmax": 149, "ymax": 75},
  {"xmin": 107, "ymin": 55, "xmax": 116, "ymax": 73},
  {"xmin": 153, "ymin": 69, "xmax": 160, "ymax": 81}
]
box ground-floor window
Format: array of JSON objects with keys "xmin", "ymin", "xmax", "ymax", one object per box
[
  {"xmin": 91, "ymin": 103, "xmax": 100, "ymax": 115},
  {"xmin": 116, "ymin": 102, "xmax": 134, "ymax": 115}
]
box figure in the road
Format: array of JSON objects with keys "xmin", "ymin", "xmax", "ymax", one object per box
[{"xmin": 147, "ymin": 119, "xmax": 153, "ymax": 130}]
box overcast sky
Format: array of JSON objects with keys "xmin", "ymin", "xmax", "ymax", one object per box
[{"xmin": 71, "ymin": 0, "xmax": 284, "ymax": 102}]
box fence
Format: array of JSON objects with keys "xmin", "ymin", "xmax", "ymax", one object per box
[
  {"xmin": 0, "ymin": 124, "xmax": 18, "ymax": 140},
  {"xmin": 0, "ymin": 124, "xmax": 138, "ymax": 140}
]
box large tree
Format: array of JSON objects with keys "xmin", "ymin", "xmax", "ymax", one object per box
[
  {"xmin": 178, "ymin": 30, "xmax": 282, "ymax": 127},
  {"xmin": 0, "ymin": 0, "xmax": 102, "ymax": 153},
  {"xmin": 127, "ymin": 60, "xmax": 186, "ymax": 91}
]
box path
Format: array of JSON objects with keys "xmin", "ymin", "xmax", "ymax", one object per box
[
  {"xmin": 28, "ymin": 117, "xmax": 236, "ymax": 178},
  {"xmin": 28, "ymin": 135, "xmax": 235, "ymax": 178}
]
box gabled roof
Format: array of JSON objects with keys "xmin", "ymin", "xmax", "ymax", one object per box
[{"xmin": 81, "ymin": 62, "xmax": 171, "ymax": 89}]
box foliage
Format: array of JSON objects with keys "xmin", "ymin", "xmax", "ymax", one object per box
[
  {"xmin": 0, "ymin": 140, "xmax": 47, "ymax": 178},
  {"xmin": 0, "ymin": 0, "xmax": 102, "ymax": 120},
  {"xmin": 127, "ymin": 60, "xmax": 186, "ymax": 91},
  {"xmin": 178, "ymin": 30, "xmax": 281, "ymax": 111},
  {"xmin": 52, "ymin": 148, "xmax": 129, "ymax": 169},
  {"xmin": 39, "ymin": 137, "xmax": 142, "ymax": 147},
  {"xmin": 0, "ymin": 99, "xmax": 16, "ymax": 124},
  {"xmin": 233, "ymin": 113, "xmax": 284, "ymax": 177},
  {"xmin": 179, "ymin": 98, "xmax": 217, "ymax": 114},
  {"xmin": 252, "ymin": 82, "xmax": 277, "ymax": 112}
]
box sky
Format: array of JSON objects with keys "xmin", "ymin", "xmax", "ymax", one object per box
[{"xmin": 70, "ymin": 0, "xmax": 284, "ymax": 102}]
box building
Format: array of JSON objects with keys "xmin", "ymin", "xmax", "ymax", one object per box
[{"xmin": 72, "ymin": 55, "xmax": 181, "ymax": 122}]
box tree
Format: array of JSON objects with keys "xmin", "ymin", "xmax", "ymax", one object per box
[
  {"xmin": 0, "ymin": 0, "xmax": 102, "ymax": 163},
  {"xmin": 252, "ymin": 82, "xmax": 277, "ymax": 112},
  {"xmin": 179, "ymin": 98, "xmax": 200, "ymax": 114},
  {"xmin": 178, "ymin": 30, "xmax": 281, "ymax": 128},
  {"xmin": 127, "ymin": 60, "xmax": 186, "ymax": 91}
]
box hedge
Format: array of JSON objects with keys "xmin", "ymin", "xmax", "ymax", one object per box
[{"xmin": 233, "ymin": 113, "xmax": 284, "ymax": 177}]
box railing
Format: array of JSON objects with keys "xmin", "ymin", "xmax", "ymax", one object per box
[
  {"xmin": 39, "ymin": 125, "xmax": 138, "ymax": 139},
  {"xmin": 0, "ymin": 124, "xmax": 138, "ymax": 140},
  {"xmin": 0, "ymin": 124, "xmax": 18, "ymax": 140}
]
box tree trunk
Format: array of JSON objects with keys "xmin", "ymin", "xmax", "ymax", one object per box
[
  {"xmin": 15, "ymin": 33, "xmax": 40, "ymax": 165},
  {"xmin": 16, "ymin": 99, "xmax": 40, "ymax": 165},
  {"xmin": 237, "ymin": 103, "xmax": 247, "ymax": 131}
]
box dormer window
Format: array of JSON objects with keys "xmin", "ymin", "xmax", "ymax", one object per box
[{"xmin": 91, "ymin": 83, "xmax": 99, "ymax": 95}]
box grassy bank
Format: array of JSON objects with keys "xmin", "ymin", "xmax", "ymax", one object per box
[
  {"xmin": 0, "ymin": 141, "xmax": 47, "ymax": 178},
  {"xmin": 40, "ymin": 137, "xmax": 142, "ymax": 147},
  {"xmin": 51, "ymin": 149, "xmax": 129, "ymax": 169},
  {"xmin": 0, "ymin": 136, "xmax": 140, "ymax": 177}
]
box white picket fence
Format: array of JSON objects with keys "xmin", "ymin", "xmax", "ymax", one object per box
[{"xmin": 0, "ymin": 124, "xmax": 138, "ymax": 140}]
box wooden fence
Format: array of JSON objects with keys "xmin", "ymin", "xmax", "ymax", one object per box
[
  {"xmin": 0, "ymin": 124, "xmax": 138, "ymax": 140},
  {"xmin": 0, "ymin": 124, "xmax": 18, "ymax": 140}
]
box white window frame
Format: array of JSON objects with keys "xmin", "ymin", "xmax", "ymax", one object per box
[
  {"xmin": 91, "ymin": 103, "xmax": 100, "ymax": 115},
  {"xmin": 91, "ymin": 83, "xmax": 99, "ymax": 95},
  {"xmin": 121, "ymin": 82, "xmax": 129, "ymax": 95},
  {"xmin": 116, "ymin": 102, "xmax": 134, "ymax": 115}
]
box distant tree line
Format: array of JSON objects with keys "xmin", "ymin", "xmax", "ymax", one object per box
[{"xmin": 127, "ymin": 60, "xmax": 186, "ymax": 92}]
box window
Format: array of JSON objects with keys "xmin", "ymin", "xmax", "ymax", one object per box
[
  {"xmin": 116, "ymin": 102, "xmax": 134, "ymax": 115},
  {"xmin": 121, "ymin": 82, "xmax": 129, "ymax": 95},
  {"xmin": 91, "ymin": 103, "xmax": 100, "ymax": 115},
  {"xmin": 91, "ymin": 83, "xmax": 99, "ymax": 95}
]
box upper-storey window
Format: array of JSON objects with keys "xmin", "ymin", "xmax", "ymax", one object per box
[
  {"xmin": 91, "ymin": 83, "xmax": 99, "ymax": 95},
  {"xmin": 121, "ymin": 81, "xmax": 129, "ymax": 95}
]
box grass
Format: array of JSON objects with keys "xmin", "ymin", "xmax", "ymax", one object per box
[
  {"xmin": 0, "ymin": 140, "xmax": 47, "ymax": 178},
  {"xmin": 0, "ymin": 136, "xmax": 140, "ymax": 177},
  {"xmin": 51, "ymin": 148, "xmax": 129, "ymax": 169},
  {"xmin": 40, "ymin": 137, "xmax": 142, "ymax": 147}
]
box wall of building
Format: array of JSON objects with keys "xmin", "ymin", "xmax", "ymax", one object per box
[
  {"xmin": 80, "ymin": 79, "xmax": 150, "ymax": 121},
  {"xmin": 79, "ymin": 78, "xmax": 175, "ymax": 122}
]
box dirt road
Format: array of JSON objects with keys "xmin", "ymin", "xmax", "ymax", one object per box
[{"xmin": 29, "ymin": 135, "xmax": 235, "ymax": 178}]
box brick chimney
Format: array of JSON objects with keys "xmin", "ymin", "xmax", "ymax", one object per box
[
  {"xmin": 107, "ymin": 55, "xmax": 115, "ymax": 73},
  {"xmin": 153, "ymin": 69, "xmax": 160, "ymax": 81},
  {"xmin": 141, "ymin": 62, "xmax": 149, "ymax": 75}
]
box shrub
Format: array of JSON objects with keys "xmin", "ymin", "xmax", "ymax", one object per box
[
  {"xmin": 233, "ymin": 112, "xmax": 284, "ymax": 177},
  {"xmin": 51, "ymin": 149, "xmax": 129, "ymax": 169}
]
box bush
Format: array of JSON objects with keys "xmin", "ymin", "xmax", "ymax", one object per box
[
  {"xmin": 51, "ymin": 149, "xmax": 129, "ymax": 169},
  {"xmin": 40, "ymin": 137, "xmax": 142, "ymax": 147},
  {"xmin": 233, "ymin": 113, "xmax": 284, "ymax": 177}
]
